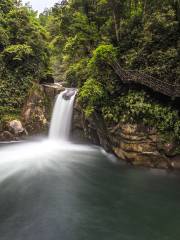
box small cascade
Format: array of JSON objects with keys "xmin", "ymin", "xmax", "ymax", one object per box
[{"xmin": 49, "ymin": 89, "xmax": 76, "ymax": 140}]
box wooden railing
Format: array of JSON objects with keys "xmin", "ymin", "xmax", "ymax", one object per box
[{"xmin": 111, "ymin": 61, "xmax": 180, "ymax": 98}]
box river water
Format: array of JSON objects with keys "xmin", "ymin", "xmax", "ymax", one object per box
[{"xmin": 0, "ymin": 140, "xmax": 180, "ymax": 240}]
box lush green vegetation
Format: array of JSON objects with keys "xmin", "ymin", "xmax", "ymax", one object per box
[
  {"xmin": 0, "ymin": 0, "xmax": 180, "ymax": 141},
  {"xmin": 43, "ymin": 0, "xmax": 179, "ymax": 140},
  {"xmin": 0, "ymin": 0, "xmax": 50, "ymax": 124}
]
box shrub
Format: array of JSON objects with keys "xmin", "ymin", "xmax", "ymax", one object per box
[
  {"xmin": 89, "ymin": 44, "xmax": 117, "ymax": 67},
  {"xmin": 102, "ymin": 90, "xmax": 180, "ymax": 140},
  {"xmin": 78, "ymin": 78, "xmax": 105, "ymax": 117}
]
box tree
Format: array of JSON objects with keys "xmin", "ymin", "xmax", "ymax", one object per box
[{"xmin": 0, "ymin": 1, "xmax": 50, "ymax": 122}]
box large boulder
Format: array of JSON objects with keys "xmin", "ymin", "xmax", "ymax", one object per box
[
  {"xmin": 8, "ymin": 120, "xmax": 26, "ymax": 135},
  {"xmin": 0, "ymin": 120, "xmax": 27, "ymax": 141}
]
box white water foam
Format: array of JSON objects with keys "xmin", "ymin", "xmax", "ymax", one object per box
[{"xmin": 0, "ymin": 89, "xmax": 109, "ymax": 183}]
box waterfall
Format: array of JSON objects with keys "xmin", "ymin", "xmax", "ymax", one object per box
[{"xmin": 49, "ymin": 89, "xmax": 76, "ymax": 140}]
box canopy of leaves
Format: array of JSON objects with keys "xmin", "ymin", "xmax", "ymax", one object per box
[
  {"xmin": 0, "ymin": 0, "xmax": 50, "ymax": 123},
  {"xmin": 1, "ymin": 0, "xmax": 180, "ymax": 141},
  {"xmin": 45, "ymin": 0, "xmax": 179, "ymax": 140}
]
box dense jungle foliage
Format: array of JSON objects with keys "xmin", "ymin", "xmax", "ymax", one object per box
[
  {"xmin": 43, "ymin": 0, "xmax": 180, "ymax": 140},
  {"xmin": 0, "ymin": 0, "xmax": 50, "ymax": 124},
  {"xmin": 0, "ymin": 0, "xmax": 180, "ymax": 140}
]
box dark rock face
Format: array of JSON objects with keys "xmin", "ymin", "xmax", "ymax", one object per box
[
  {"xmin": 72, "ymin": 100, "xmax": 180, "ymax": 170},
  {"xmin": 22, "ymin": 87, "xmax": 48, "ymax": 135},
  {"xmin": 71, "ymin": 100, "xmax": 111, "ymax": 152}
]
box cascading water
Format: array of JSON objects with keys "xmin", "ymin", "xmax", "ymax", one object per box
[
  {"xmin": 0, "ymin": 88, "xmax": 179, "ymax": 240},
  {"xmin": 49, "ymin": 89, "xmax": 76, "ymax": 140}
]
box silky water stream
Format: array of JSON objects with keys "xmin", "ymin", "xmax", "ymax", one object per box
[{"xmin": 0, "ymin": 89, "xmax": 180, "ymax": 240}]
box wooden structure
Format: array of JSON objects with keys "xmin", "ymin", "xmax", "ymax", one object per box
[{"xmin": 111, "ymin": 61, "xmax": 180, "ymax": 98}]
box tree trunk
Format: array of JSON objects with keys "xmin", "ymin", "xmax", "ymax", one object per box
[{"xmin": 112, "ymin": 8, "xmax": 120, "ymax": 43}]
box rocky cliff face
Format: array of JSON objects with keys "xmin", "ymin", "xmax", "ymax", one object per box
[
  {"xmin": 22, "ymin": 84, "xmax": 65, "ymax": 135},
  {"xmin": 1, "ymin": 88, "xmax": 179, "ymax": 171},
  {"xmin": 72, "ymin": 100, "xmax": 180, "ymax": 170},
  {"xmin": 71, "ymin": 100, "xmax": 111, "ymax": 151},
  {"xmin": 0, "ymin": 83, "xmax": 64, "ymax": 140},
  {"xmin": 110, "ymin": 124, "xmax": 174, "ymax": 169}
]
